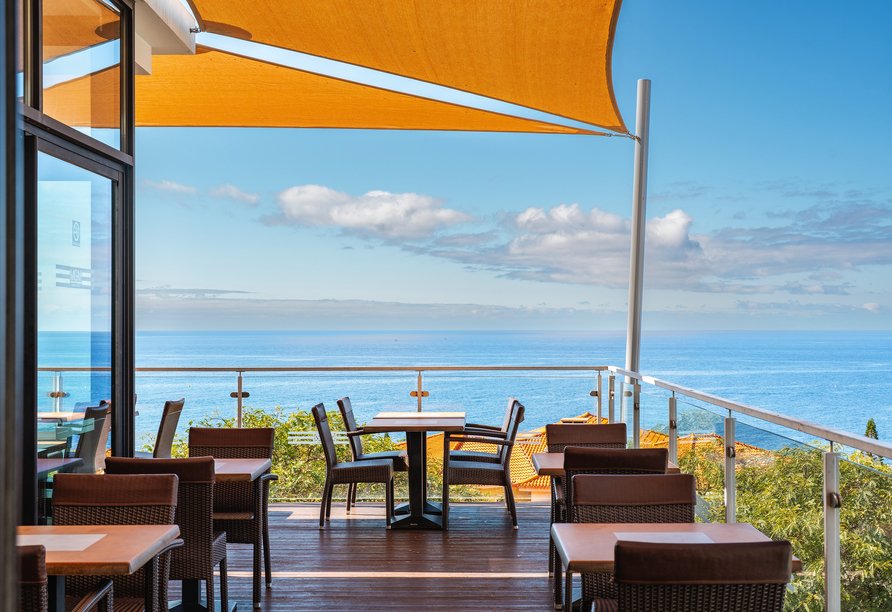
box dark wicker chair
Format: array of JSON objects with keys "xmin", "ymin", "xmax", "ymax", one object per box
[
  {"xmin": 18, "ymin": 544, "xmax": 114, "ymax": 612},
  {"xmin": 52, "ymin": 473, "xmax": 184, "ymax": 612},
  {"xmin": 569, "ymin": 474, "xmax": 697, "ymax": 609},
  {"xmin": 448, "ymin": 398, "xmax": 523, "ymax": 464},
  {"xmin": 313, "ymin": 403, "xmax": 394, "ymax": 528},
  {"xmin": 613, "ymin": 540, "xmax": 792, "ymax": 612},
  {"xmin": 544, "ymin": 422, "xmax": 627, "ymax": 575},
  {"xmin": 134, "ymin": 399, "xmax": 185, "ymax": 459},
  {"xmin": 442, "ymin": 398, "xmax": 525, "ymax": 529},
  {"xmin": 188, "ymin": 426, "xmax": 278, "ymax": 609},
  {"xmin": 337, "ymin": 397, "xmax": 408, "ymax": 512},
  {"xmin": 105, "ymin": 457, "xmax": 228, "ymax": 612}
]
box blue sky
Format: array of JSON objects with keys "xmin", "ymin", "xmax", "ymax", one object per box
[{"xmin": 135, "ymin": 1, "xmax": 892, "ymax": 331}]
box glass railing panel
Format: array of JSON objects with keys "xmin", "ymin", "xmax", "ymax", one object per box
[
  {"xmin": 838, "ymin": 455, "xmax": 892, "ymax": 612},
  {"xmin": 637, "ymin": 387, "xmax": 672, "ymax": 450},
  {"xmin": 673, "ymin": 398, "xmax": 725, "ymax": 523},
  {"xmin": 733, "ymin": 420, "xmax": 824, "ymax": 610}
]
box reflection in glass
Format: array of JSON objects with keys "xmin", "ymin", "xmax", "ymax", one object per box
[
  {"xmin": 37, "ymin": 151, "xmax": 113, "ymax": 417},
  {"xmin": 41, "ymin": 0, "xmax": 120, "ymax": 148}
]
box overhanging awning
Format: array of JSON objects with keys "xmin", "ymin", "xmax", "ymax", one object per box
[
  {"xmin": 185, "ymin": 0, "xmax": 627, "ymax": 133},
  {"xmin": 44, "ymin": 46, "xmax": 608, "ymax": 133}
]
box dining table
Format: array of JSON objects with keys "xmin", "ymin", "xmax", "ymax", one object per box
[
  {"xmin": 36, "ymin": 457, "xmax": 84, "ymax": 479},
  {"xmin": 363, "ymin": 411, "xmax": 465, "ymax": 530},
  {"xmin": 551, "ymin": 522, "xmax": 802, "ymax": 611},
  {"xmin": 17, "ymin": 524, "xmax": 181, "ymax": 612},
  {"xmin": 171, "ymin": 457, "xmax": 271, "ymax": 612}
]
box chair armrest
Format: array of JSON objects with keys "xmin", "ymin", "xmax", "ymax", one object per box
[
  {"xmin": 465, "ymin": 423, "xmax": 501, "ymax": 431},
  {"xmin": 344, "ymin": 429, "xmax": 365, "ymax": 437},
  {"xmin": 157, "ymin": 538, "xmax": 185, "ymax": 556},
  {"xmin": 446, "ymin": 434, "xmax": 514, "ymax": 447},
  {"xmin": 462, "ymin": 427, "xmax": 508, "ymax": 439},
  {"xmin": 69, "ymin": 579, "xmax": 114, "ymax": 612},
  {"xmin": 260, "ymin": 473, "xmax": 279, "ymax": 482}
]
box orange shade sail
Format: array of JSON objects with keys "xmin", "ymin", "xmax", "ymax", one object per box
[
  {"xmin": 128, "ymin": 47, "xmax": 604, "ymax": 133},
  {"xmin": 186, "ymin": 0, "xmax": 627, "ymax": 133}
]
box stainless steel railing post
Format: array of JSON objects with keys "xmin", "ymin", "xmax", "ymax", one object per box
[
  {"xmin": 237, "ymin": 373, "xmax": 243, "ymax": 427},
  {"xmin": 608, "ymin": 375, "xmax": 615, "ymax": 423},
  {"xmin": 668, "ymin": 395, "xmax": 677, "ymax": 465},
  {"xmin": 632, "ymin": 383, "xmax": 640, "ymax": 449},
  {"xmin": 824, "ymin": 447, "xmax": 841, "ymax": 612},
  {"xmin": 724, "ymin": 416, "xmax": 736, "ymax": 523},
  {"xmin": 596, "ymin": 373, "xmax": 602, "ymax": 421}
]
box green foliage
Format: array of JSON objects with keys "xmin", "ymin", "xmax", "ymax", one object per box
[{"xmin": 147, "ymin": 406, "xmax": 488, "ymax": 502}]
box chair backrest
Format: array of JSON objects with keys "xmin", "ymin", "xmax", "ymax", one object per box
[
  {"xmin": 152, "ymin": 399, "xmax": 185, "ymax": 458},
  {"xmin": 188, "ymin": 426, "xmax": 275, "ymax": 459},
  {"xmin": 572, "ymin": 474, "xmax": 696, "ymax": 524},
  {"xmin": 52, "ymin": 473, "xmax": 178, "ymax": 602},
  {"xmin": 18, "ymin": 545, "xmax": 48, "ymax": 612},
  {"xmin": 614, "ymin": 540, "xmax": 792, "ymax": 612},
  {"xmin": 337, "ymin": 397, "xmax": 363, "ymax": 459},
  {"xmin": 563, "ymin": 447, "xmax": 668, "ymax": 519},
  {"xmin": 73, "ymin": 405, "xmax": 109, "ymax": 473},
  {"xmin": 312, "ymin": 403, "xmax": 340, "ymax": 469},
  {"xmin": 105, "ymin": 456, "xmax": 215, "ymax": 580},
  {"xmin": 498, "ymin": 397, "xmax": 516, "ymax": 432},
  {"xmin": 500, "ymin": 398, "xmax": 525, "ymax": 465},
  {"xmin": 546, "ymin": 423, "xmax": 627, "ymax": 452}
]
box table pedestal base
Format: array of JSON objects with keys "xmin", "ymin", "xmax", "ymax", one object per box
[
  {"xmin": 171, "ymin": 580, "xmax": 237, "ymax": 612},
  {"xmin": 388, "ymin": 432, "xmax": 444, "ymax": 530}
]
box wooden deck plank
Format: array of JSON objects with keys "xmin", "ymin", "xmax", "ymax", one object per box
[{"xmin": 169, "ymin": 501, "xmax": 555, "ymax": 611}]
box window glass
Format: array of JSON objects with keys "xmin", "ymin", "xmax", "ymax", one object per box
[{"xmin": 42, "ymin": 0, "xmax": 120, "ymax": 149}]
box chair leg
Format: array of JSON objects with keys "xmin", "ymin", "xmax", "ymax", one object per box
[
  {"xmin": 206, "ymin": 568, "xmax": 215, "ymax": 612},
  {"xmin": 326, "ymin": 482, "xmax": 335, "ymax": 519},
  {"xmin": 554, "ymin": 551, "xmax": 563, "ymax": 610},
  {"xmin": 353, "ymin": 481, "xmax": 359, "ymax": 506},
  {"xmin": 564, "ymin": 570, "xmax": 573, "ymax": 612},
  {"xmin": 320, "ymin": 477, "xmax": 331, "ymax": 527},
  {"xmin": 220, "ymin": 557, "xmax": 229, "ymax": 612},
  {"xmin": 252, "ymin": 522, "xmax": 262, "ymax": 609},
  {"xmin": 385, "ymin": 478, "xmax": 393, "ymax": 528},
  {"xmin": 441, "ymin": 476, "xmax": 450, "ymax": 530},
  {"xmin": 346, "ymin": 483, "xmax": 353, "ymax": 513},
  {"xmin": 505, "ymin": 483, "xmax": 518, "ymax": 529},
  {"xmin": 263, "ymin": 516, "xmax": 272, "ymax": 588}
]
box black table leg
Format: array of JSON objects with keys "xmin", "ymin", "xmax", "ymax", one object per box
[
  {"xmin": 48, "ymin": 575, "xmax": 65, "ymax": 612},
  {"xmin": 387, "ymin": 432, "xmax": 442, "ymax": 529},
  {"xmin": 170, "ymin": 580, "xmax": 237, "ymax": 612}
]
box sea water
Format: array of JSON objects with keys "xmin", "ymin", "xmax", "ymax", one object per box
[{"xmin": 38, "ymin": 330, "xmax": 892, "ymax": 449}]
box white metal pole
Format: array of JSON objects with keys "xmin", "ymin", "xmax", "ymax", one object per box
[
  {"xmin": 608, "ymin": 376, "xmax": 615, "ymax": 423},
  {"xmin": 668, "ymin": 395, "xmax": 678, "ymax": 465},
  {"xmin": 724, "ymin": 416, "xmax": 736, "ymax": 523},
  {"xmin": 624, "ymin": 79, "xmax": 651, "ymax": 375}
]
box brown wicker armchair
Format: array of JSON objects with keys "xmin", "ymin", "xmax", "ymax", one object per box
[
  {"xmin": 544, "ymin": 422, "xmax": 627, "ymax": 576},
  {"xmin": 614, "ymin": 540, "xmax": 792, "ymax": 612},
  {"xmin": 188, "ymin": 427, "xmax": 278, "ymax": 609},
  {"xmin": 313, "ymin": 403, "xmax": 394, "ymax": 528},
  {"xmin": 337, "ymin": 397, "xmax": 408, "ymax": 513},
  {"xmin": 52, "ymin": 473, "xmax": 184, "ymax": 612},
  {"xmin": 568, "ymin": 474, "xmax": 697, "ymax": 610},
  {"xmin": 134, "ymin": 399, "xmax": 185, "ymax": 459},
  {"xmin": 18, "ymin": 545, "xmax": 114, "ymax": 612},
  {"xmin": 448, "ymin": 398, "xmax": 524, "ymax": 464},
  {"xmin": 105, "ymin": 457, "xmax": 228, "ymax": 612},
  {"xmin": 442, "ymin": 398, "xmax": 525, "ymax": 529}
]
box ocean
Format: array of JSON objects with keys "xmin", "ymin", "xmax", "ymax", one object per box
[{"xmin": 38, "ymin": 330, "xmax": 892, "ymax": 450}]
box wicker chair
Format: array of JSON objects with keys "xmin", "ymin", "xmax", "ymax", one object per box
[
  {"xmin": 105, "ymin": 457, "xmax": 228, "ymax": 612},
  {"xmin": 313, "ymin": 403, "xmax": 394, "ymax": 528},
  {"xmin": 18, "ymin": 544, "xmax": 114, "ymax": 612},
  {"xmin": 134, "ymin": 399, "xmax": 185, "ymax": 459},
  {"xmin": 569, "ymin": 474, "xmax": 697, "ymax": 610},
  {"xmin": 188, "ymin": 427, "xmax": 278, "ymax": 609},
  {"xmin": 614, "ymin": 540, "xmax": 792, "ymax": 612},
  {"xmin": 544, "ymin": 422, "xmax": 627, "ymax": 576},
  {"xmin": 442, "ymin": 398, "xmax": 525, "ymax": 529},
  {"xmin": 448, "ymin": 398, "xmax": 523, "ymax": 465},
  {"xmin": 52, "ymin": 473, "xmax": 184, "ymax": 612},
  {"xmin": 337, "ymin": 397, "xmax": 408, "ymax": 512}
]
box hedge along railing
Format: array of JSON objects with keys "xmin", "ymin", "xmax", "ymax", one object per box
[{"xmin": 39, "ymin": 363, "xmax": 892, "ymax": 611}]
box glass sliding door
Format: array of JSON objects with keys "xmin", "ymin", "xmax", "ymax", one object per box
[{"xmin": 36, "ymin": 150, "xmax": 113, "ymax": 427}]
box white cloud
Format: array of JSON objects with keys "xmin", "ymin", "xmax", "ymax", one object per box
[
  {"xmin": 210, "ymin": 183, "xmax": 260, "ymax": 206},
  {"xmin": 143, "ymin": 179, "xmax": 197, "ymax": 194},
  {"xmin": 863, "ymin": 302, "xmax": 881, "ymax": 314},
  {"xmin": 267, "ymin": 185, "xmax": 473, "ymax": 240}
]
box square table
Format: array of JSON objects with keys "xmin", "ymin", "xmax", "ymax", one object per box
[
  {"xmin": 363, "ymin": 411, "xmax": 465, "ymax": 529},
  {"xmin": 17, "ymin": 524, "xmax": 181, "ymax": 612},
  {"xmin": 531, "ymin": 452, "xmax": 681, "ymax": 476},
  {"xmin": 37, "ymin": 457, "xmax": 84, "ymax": 479},
  {"xmin": 551, "ymin": 523, "xmax": 802, "ymax": 611}
]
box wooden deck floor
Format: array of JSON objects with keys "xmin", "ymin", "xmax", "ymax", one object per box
[{"xmin": 171, "ymin": 501, "xmax": 555, "ymax": 611}]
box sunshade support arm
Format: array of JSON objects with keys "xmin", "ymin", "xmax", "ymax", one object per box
[{"xmin": 625, "ymin": 79, "xmax": 651, "ymax": 375}]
